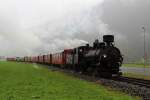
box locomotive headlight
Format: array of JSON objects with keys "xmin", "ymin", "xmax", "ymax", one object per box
[{"xmin": 103, "ymin": 54, "xmax": 107, "ymax": 58}]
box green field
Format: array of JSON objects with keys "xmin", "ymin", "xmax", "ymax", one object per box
[
  {"xmin": 123, "ymin": 73, "xmax": 150, "ymax": 80},
  {"xmin": 123, "ymin": 63, "xmax": 150, "ymax": 68},
  {"xmin": 0, "ymin": 61, "xmax": 139, "ymax": 100}
]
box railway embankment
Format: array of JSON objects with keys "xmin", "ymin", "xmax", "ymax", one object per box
[{"xmin": 121, "ymin": 66, "xmax": 150, "ymax": 79}]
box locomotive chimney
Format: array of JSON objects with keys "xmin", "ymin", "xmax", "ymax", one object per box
[
  {"xmin": 103, "ymin": 35, "xmax": 114, "ymax": 46},
  {"xmin": 86, "ymin": 44, "xmax": 89, "ymax": 47},
  {"xmin": 93, "ymin": 39, "xmax": 99, "ymax": 48}
]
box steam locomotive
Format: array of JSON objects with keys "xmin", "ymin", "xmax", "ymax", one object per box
[
  {"xmin": 7, "ymin": 35, "xmax": 123, "ymax": 77},
  {"xmin": 75, "ymin": 35, "xmax": 123, "ymax": 77}
]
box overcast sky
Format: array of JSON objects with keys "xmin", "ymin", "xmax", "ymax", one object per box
[{"xmin": 0, "ymin": 0, "xmax": 150, "ymax": 60}]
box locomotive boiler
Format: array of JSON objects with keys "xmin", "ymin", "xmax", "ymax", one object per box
[{"xmin": 76, "ymin": 35, "xmax": 123, "ymax": 77}]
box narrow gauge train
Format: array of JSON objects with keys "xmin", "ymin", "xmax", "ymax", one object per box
[{"xmin": 7, "ymin": 35, "xmax": 123, "ymax": 77}]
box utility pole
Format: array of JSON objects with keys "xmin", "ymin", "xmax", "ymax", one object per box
[{"xmin": 142, "ymin": 26, "xmax": 146, "ymax": 65}]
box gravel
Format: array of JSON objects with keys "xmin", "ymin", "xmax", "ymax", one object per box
[{"xmin": 97, "ymin": 79, "xmax": 150, "ymax": 100}]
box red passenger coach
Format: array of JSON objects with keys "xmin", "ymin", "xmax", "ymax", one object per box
[
  {"xmin": 63, "ymin": 49, "xmax": 73, "ymax": 65},
  {"xmin": 35, "ymin": 56, "xmax": 39, "ymax": 62},
  {"xmin": 31, "ymin": 56, "xmax": 38, "ymax": 63},
  {"xmin": 38, "ymin": 55, "xmax": 44, "ymax": 63},
  {"xmin": 24, "ymin": 57, "xmax": 28, "ymax": 62},
  {"xmin": 31, "ymin": 57, "xmax": 35, "ymax": 62},
  {"xmin": 44, "ymin": 54, "xmax": 52, "ymax": 64},
  {"xmin": 24, "ymin": 56, "xmax": 31, "ymax": 62},
  {"xmin": 28, "ymin": 57, "xmax": 32, "ymax": 62},
  {"xmin": 7, "ymin": 58, "xmax": 16, "ymax": 61},
  {"xmin": 52, "ymin": 53, "xmax": 64, "ymax": 65}
]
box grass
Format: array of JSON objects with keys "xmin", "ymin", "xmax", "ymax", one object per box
[
  {"xmin": 0, "ymin": 61, "xmax": 139, "ymax": 100},
  {"xmin": 123, "ymin": 63, "xmax": 150, "ymax": 68},
  {"xmin": 123, "ymin": 73, "xmax": 150, "ymax": 80}
]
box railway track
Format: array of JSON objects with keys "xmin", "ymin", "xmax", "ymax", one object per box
[
  {"xmin": 44, "ymin": 64, "xmax": 150, "ymax": 88},
  {"xmin": 42, "ymin": 64, "xmax": 150, "ymax": 99},
  {"xmin": 112, "ymin": 77, "xmax": 150, "ymax": 88},
  {"xmin": 45, "ymin": 64, "xmax": 150, "ymax": 88}
]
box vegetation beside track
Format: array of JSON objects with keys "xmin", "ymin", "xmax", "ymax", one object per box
[
  {"xmin": 123, "ymin": 63, "xmax": 150, "ymax": 68},
  {"xmin": 123, "ymin": 73, "xmax": 150, "ymax": 80},
  {"xmin": 0, "ymin": 61, "xmax": 139, "ymax": 100}
]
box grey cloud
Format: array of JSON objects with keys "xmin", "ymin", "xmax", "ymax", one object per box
[
  {"xmin": 101, "ymin": 0, "xmax": 150, "ymax": 61},
  {"xmin": 0, "ymin": 0, "xmax": 105, "ymax": 57},
  {"xmin": 1, "ymin": 0, "xmax": 149, "ymax": 63}
]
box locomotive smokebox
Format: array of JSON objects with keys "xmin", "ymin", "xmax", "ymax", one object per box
[{"xmin": 103, "ymin": 35, "xmax": 114, "ymax": 43}]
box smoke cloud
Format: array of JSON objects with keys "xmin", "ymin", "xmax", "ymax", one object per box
[
  {"xmin": 101, "ymin": 0, "xmax": 150, "ymax": 61},
  {"xmin": 0, "ymin": 0, "xmax": 106, "ymax": 57},
  {"xmin": 0, "ymin": 0, "xmax": 150, "ymax": 62}
]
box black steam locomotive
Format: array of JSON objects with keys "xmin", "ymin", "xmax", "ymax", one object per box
[{"xmin": 74, "ymin": 35, "xmax": 123, "ymax": 77}]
